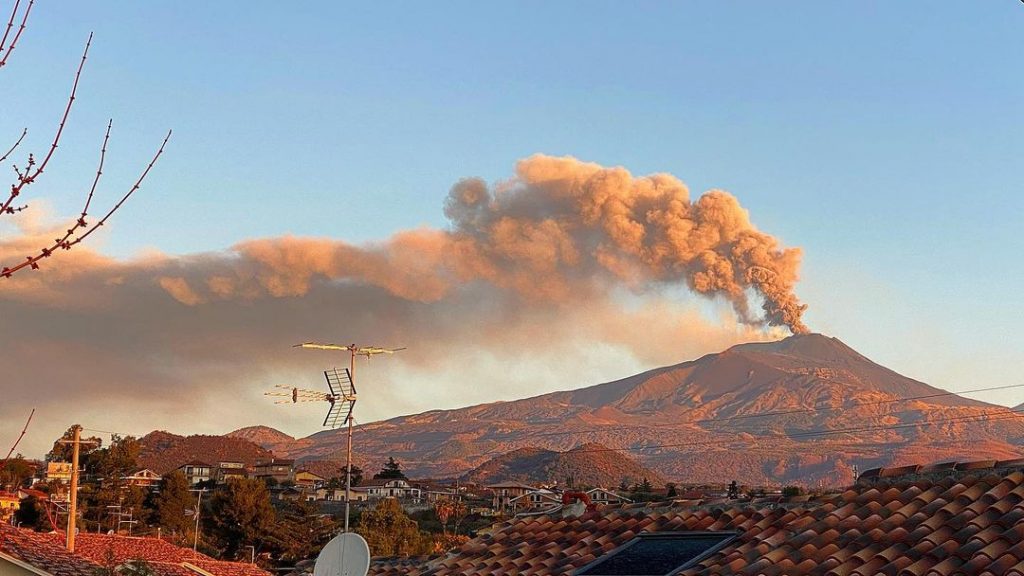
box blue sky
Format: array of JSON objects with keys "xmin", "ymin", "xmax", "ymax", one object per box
[{"xmin": 2, "ymin": 1, "xmax": 1023, "ymax": 410}]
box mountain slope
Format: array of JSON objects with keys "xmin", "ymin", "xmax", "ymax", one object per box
[
  {"xmin": 138, "ymin": 431, "xmax": 274, "ymax": 474},
  {"xmin": 238, "ymin": 334, "xmax": 1024, "ymax": 484},
  {"xmin": 464, "ymin": 444, "xmax": 666, "ymax": 488}
]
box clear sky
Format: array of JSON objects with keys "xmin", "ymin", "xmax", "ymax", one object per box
[{"xmin": 1, "ymin": 2, "xmax": 1022, "ymax": 456}]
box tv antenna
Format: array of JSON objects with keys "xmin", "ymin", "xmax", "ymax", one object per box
[{"xmin": 270, "ymin": 342, "xmax": 404, "ymax": 534}]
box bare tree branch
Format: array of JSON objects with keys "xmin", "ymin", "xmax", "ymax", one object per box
[
  {"xmin": 1, "ymin": 7, "xmax": 172, "ymax": 280},
  {"xmin": 1, "ymin": 128, "xmax": 172, "ymax": 278},
  {"xmin": 1, "ymin": 408, "xmax": 34, "ymax": 464},
  {"xmin": 1, "ymin": 31, "xmax": 91, "ymax": 217},
  {"xmin": 0, "ymin": 0, "xmax": 32, "ymax": 69}
]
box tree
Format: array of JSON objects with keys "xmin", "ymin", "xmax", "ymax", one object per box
[
  {"xmin": 0, "ymin": 454, "xmax": 33, "ymax": 489},
  {"xmin": 269, "ymin": 499, "xmax": 338, "ymax": 563},
  {"xmin": 357, "ymin": 498, "xmax": 430, "ymax": 557},
  {"xmin": 327, "ymin": 465, "xmax": 363, "ymax": 488},
  {"xmin": 0, "ymin": 1, "xmax": 170, "ymax": 279},
  {"xmin": 47, "ymin": 426, "xmax": 101, "ymax": 463},
  {"xmin": 204, "ymin": 478, "xmax": 277, "ymax": 559},
  {"xmin": 14, "ymin": 495, "xmax": 46, "ymax": 529},
  {"xmin": 154, "ymin": 471, "xmax": 195, "ymax": 537},
  {"xmin": 665, "ymin": 483, "xmax": 678, "ymax": 498},
  {"xmin": 374, "ymin": 457, "xmax": 407, "ymax": 480},
  {"xmin": 434, "ymin": 500, "xmax": 467, "ymax": 536}
]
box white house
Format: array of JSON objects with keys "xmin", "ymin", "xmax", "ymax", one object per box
[
  {"xmin": 361, "ymin": 479, "xmax": 421, "ymax": 501},
  {"xmin": 586, "ymin": 487, "xmax": 631, "ymax": 506}
]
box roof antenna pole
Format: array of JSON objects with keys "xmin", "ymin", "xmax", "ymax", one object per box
[{"xmin": 271, "ymin": 341, "xmax": 406, "ymax": 534}]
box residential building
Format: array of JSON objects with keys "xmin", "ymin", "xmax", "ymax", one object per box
[
  {"xmin": 365, "ymin": 458, "xmax": 1024, "ymax": 576},
  {"xmin": 486, "ymin": 481, "xmax": 535, "ymax": 512},
  {"xmin": 176, "ymin": 461, "xmax": 214, "ymax": 486},
  {"xmin": 294, "ymin": 470, "xmax": 326, "ymax": 488},
  {"xmin": 124, "ymin": 468, "xmax": 161, "ymax": 488},
  {"xmin": 315, "ymin": 487, "xmax": 370, "ymax": 502},
  {"xmin": 252, "ymin": 458, "xmax": 295, "ymax": 483},
  {"xmin": 0, "ymin": 491, "xmax": 19, "ymax": 522},
  {"xmin": 362, "ymin": 478, "xmax": 422, "ymax": 501},
  {"xmin": 216, "ymin": 461, "xmax": 247, "ymax": 483},
  {"xmin": 508, "ymin": 488, "xmax": 561, "ymax": 514},
  {"xmin": 44, "ymin": 462, "xmax": 71, "ymax": 483},
  {"xmin": 585, "ymin": 487, "xmax": 631, "ymax": 506}
]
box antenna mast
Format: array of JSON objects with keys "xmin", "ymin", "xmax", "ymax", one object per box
[{"xmin": 270, "ymin": 342, "xmax": 405, "ymax": 534}]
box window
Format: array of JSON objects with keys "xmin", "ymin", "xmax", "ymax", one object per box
[{"xmin": 575, "ymin": 532, "xmax": 737, "ymax": 576}]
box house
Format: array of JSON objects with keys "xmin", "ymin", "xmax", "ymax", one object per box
[
  {"xmin": 294, "ymin": 470, "xmax": 326, "ymax": 488},
  {"xmin": 508, "ymin": 488, "xmax": 562, "ymax": 514},
  {"xmin": 315, "ymin": 487, "xmax": 370, "ymax": 502},
  {"xmin": 176, "ymin": 461, "xmax": 214, "ymax": 486},
  {"xmin": 0, "ymin": 491, "xmax": 19, "ymax": 522},
  {"xmin": 124, "ymin": 468, "xmax": 161, "ymax": 488},
  {"xmin": 0, "ymin": 525, "xmax": 271, "ymax": 576},
  {"xmin": 252, "ymin": 458, "xmax": 295, "ymax": 483},
  {"xmin": 365, "ymin": 458, "xmax": 1024, "ymax": 576},
  {"xmin": 485, "ymin": 481, "xmax": 536, "ymax": 513},
  {"xmin": 216, "ymin": 461, "xmax": 247, "ymax": 483},
  {"xmin": 585, "ymin": 487, "xmax": 631, "ymax": 506},
  {"xmin": 43, "ymin": 462, "xmax": 71, "ymax": 483},
  {"xmin": 362, "ymin": 478, "xmax": 422, "ymax": 501}
]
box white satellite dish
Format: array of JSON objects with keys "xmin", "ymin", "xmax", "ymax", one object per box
[{"xmin": 314, "ymin": 533, "xmax": 371, "ymax": 576}]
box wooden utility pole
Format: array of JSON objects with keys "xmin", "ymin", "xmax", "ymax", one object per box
[{"xmin": 66, "ymin": 425, "xmax": 82, "ymax": 552}]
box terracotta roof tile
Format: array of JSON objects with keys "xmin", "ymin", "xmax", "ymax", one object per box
[{"xmin": 368, "ymin": 459, "xmax": 1024, "ymax": 576}]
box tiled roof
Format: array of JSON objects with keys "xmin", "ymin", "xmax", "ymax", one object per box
[
  {"xmin": 0, "ymin": 525, "xmax": 99, "ymax": 576},
  {"xmin": 0, "ymin": 527, "xmax": 269, "ymax": 576},
  {"xmin": 61, "ymin": 534, "xmax": 270, "ymax": 576},
  {"xmin": 369, "ymin": 459, "xmax": 1024, "ymax": 576}
]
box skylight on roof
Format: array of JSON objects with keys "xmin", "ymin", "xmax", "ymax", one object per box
[{"xmin": 575, "ymin": 532, "xmax": 737, "ymax": 576}]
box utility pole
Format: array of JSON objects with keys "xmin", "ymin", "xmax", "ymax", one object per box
[
  {"xmin": 66, "ymin": 425, "xmax": 81, "ymax": 552},
  {"xmin": 58, "ymin": 425, "xmax": 99, "ymax": 552}
]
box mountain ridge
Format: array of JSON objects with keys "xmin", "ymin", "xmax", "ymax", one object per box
[
  {"xmin": 282, "ymin": 333, "xmax": 1022, "ymax": 484},
  {"xmin": 161, "ymin": 333, "xmax": 1023, "ymax": 485}
]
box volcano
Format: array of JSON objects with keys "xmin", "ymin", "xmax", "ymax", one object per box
[{"xmin": 248, "ymin": 334, "xmax": 1024, "ymax": 485}]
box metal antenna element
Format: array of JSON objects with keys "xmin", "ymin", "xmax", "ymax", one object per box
[{"xmin": 273, "ymin": 341, "xmax": 405, "ymax": 535}]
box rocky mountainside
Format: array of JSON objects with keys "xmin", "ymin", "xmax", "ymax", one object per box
[
  {"xmin": 270, "ymin": 333, "xmax": 1024, "ymax": 485},
  {"xmin": 137, "ymin": 431, "xmax": 274, "ymax": 474},
  {"xmin": 225, "ymin": 425, "xmax": 314, "ymax": 455},
  {"xmin": 463, "ymin": 443, "xmax": 666, "ymax": 488}
]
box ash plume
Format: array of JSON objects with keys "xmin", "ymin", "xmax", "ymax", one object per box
[{"xmin": 445, "ymin": 155, "xmax": 808, "ymax": 333}]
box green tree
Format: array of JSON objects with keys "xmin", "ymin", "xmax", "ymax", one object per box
[
  {"xmin": 205, "ymin": 478, "xmax": 277, "ymax": 559},
  {"xmin": 357, "ymin": 498, "xmax": 430, "ymax": 556},
  {"xmin": 374, "ymin": 457, "xmax": 407, "ymax": 480},
  {"xmin": 666, "ymin": 483, "xmax": 678, "ymax": 498},
  {"xmin": 0, "ymin": 455, "xmax": 34, "ymax": 489},
  {"xmin": 155, "ymin": 471, "xmax": 196, "ymax": 537},
  {"xmin": 270, "ymin": 499, "xmax": 338, "ymax": 562},
  {"xmin": 14, "ymin": 495, "xmax": 48, "ymax": 530},
  {"xmin": 327, "ymin": 465, "xmax": 363, "ymax": 488},
  {"xmin": 47, "ymin": 426, "xmax": 102, "ymax": 463}
]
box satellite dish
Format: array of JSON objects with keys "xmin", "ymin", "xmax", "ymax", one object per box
[{"xmin": 314, "ymin": 533, "xmax": 370, "ymax": 576}]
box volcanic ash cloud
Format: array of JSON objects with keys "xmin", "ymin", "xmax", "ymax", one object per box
[
  {"xmin": 141, "ymin": 155, "xmax": 808, "ymax": 333},
  {"xmin": 442, "ymin": 155, "xmax": 808, "ymax": 333}
]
